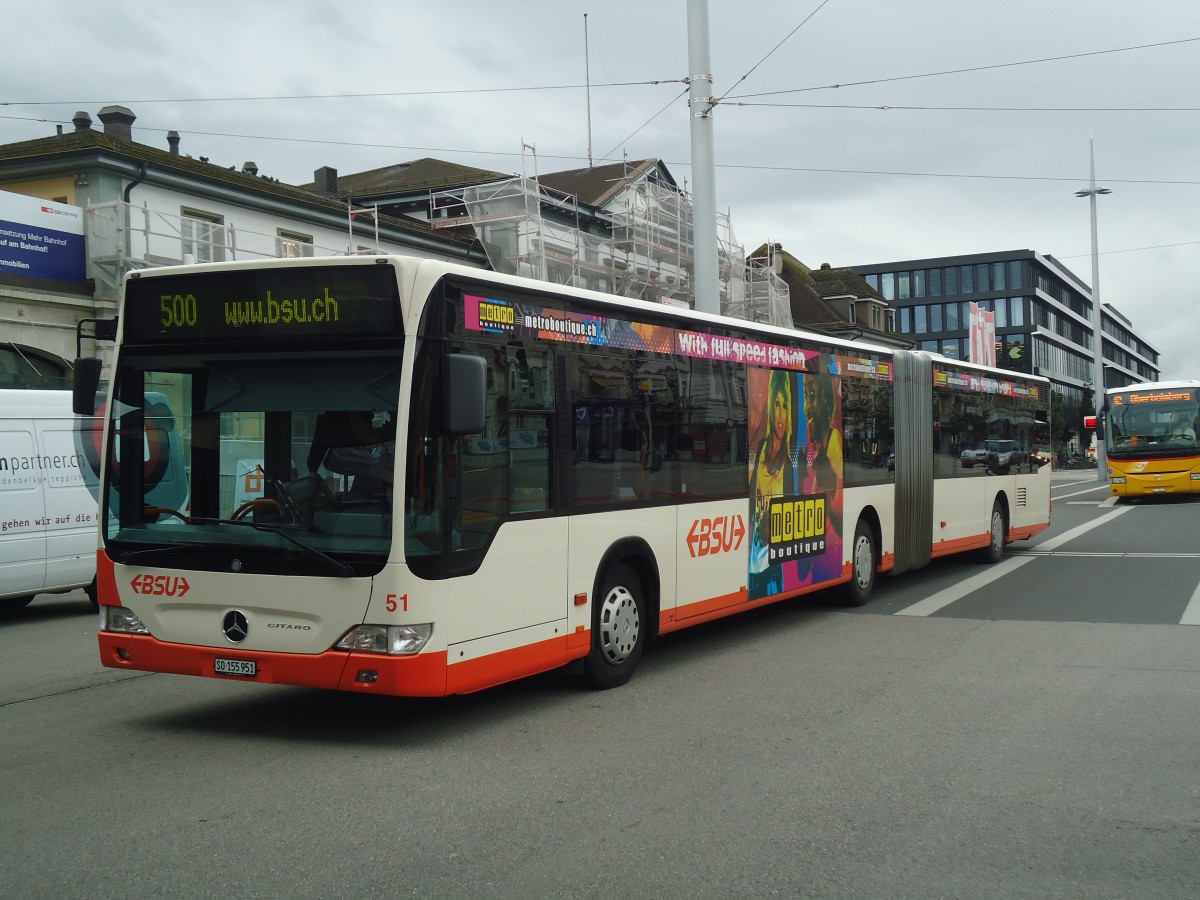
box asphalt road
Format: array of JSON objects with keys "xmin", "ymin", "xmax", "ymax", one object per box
[{"xmin": 2, "ymin": 472, "xmax": 1197, "ymax": 899}]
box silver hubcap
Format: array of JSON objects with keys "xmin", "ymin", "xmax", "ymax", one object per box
[
  {"xmin": 854, "ymin": 534, "xmax": 873, "ymax": 589},
  {"xmin": 598, "ymin": 585, "xmax": 640, "ymax": 665},
  {"xmin": 991, "ymin": 511, "xmax": 1003, "ymax": 551}
]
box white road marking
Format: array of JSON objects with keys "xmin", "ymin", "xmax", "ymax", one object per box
[
  {"xmin": 894, "ymin": 555, "xmax": 1036, "ymax": 617},
  {"xmin": 1054, "ymin": 484, "xmax": 1112, "ymax": 501},
  {"xmin": 1181, "ymin": 581, "xmax": 1200, "ymax": 626},
  {"xmin": 894, "ymin": 506, "xmax": 1135, "ymax": 617}
]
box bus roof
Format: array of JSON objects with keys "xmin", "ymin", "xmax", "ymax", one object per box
[{"xmin": 121, "ymin": 253, "xmax": 1048, "ymax": 388}]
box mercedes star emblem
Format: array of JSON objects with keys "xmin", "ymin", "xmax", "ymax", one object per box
[{"xmin": 223, "ymin": 610, "xmax": 250, "ymax": 643}]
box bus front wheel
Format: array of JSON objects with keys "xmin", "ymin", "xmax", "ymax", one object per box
[{"xmin": 582, "ymin": 563, "xmax": 645, "ymax": 690}]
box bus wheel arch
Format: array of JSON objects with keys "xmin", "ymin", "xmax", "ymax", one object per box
[{"xmin": 582, "ymin": 541, "xmax": 659, "ymax": 689}]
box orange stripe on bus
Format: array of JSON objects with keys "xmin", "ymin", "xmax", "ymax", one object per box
[
  {"xmin": 930, "ymin": 534, "xmax": 990, "ymax": 558},
  {"xmin": 446, "ymin": 634, "xmax": 579, "ymax": 695},
  {"xmin": 660, "ymin": 575, "xmax": 851, "ymax": 634},
  {"xmin": 1009, "ymin": 522, "xmax": 1049, "ymax": 541}
]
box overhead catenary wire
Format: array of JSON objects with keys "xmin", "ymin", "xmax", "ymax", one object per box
[
  {"xmin": 724, "ymin": 36, "xmax": 1200, "ymax": 100},
  {"xmin": 730, "ymin": 103, "xmax": 1200, "ymax": 112},
  {"xmin": 0, "ymin": 80, "xmax": 684, "ymax": 108},
  {"xmin": 6, "ymin": 110, "xmax": 1197, "ymax": 187},
  {"xmin": 713, "ymin": 0, "xmax": 833, "ymax": 103},
  {"xmin": 598, "ymin": 87, "xmax": 690, "ymax": 165}
]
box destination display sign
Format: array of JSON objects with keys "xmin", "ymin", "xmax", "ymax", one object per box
[
  {"xmin": 122, "ymin": 265, "xmax": 400, "ymax": 343},
  {"xmin": 1112, "ymin": 388, "xmax": 1196, "ymax": 406}
]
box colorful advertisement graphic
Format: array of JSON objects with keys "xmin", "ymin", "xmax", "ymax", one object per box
[
  {"xmin": 746, "ymin": 357, "xmax": 844, "ymax": 600},
  {"xmin": 0, "ymin": 191, "xmax": 85, "ymax": 283},
  {"xmin": 464, "ymin": 294, "xmax": 847, "ymax": 375}
]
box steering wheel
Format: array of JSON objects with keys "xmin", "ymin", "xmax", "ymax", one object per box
[
  {"xmin": 145, "ymin": 506, "xmax": 191, "ymax": 524},
  {"xmin": 231, "ymin": 498, "xmax": 287, "ymax": 521}
]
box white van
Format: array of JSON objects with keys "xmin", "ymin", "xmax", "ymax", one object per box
[{"xmin": 1, "ymin": 389, "xmax": 98, "ymax": 609}]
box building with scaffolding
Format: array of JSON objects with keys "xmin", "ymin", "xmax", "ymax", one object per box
[{"xmin": 325, "ymin": 155, "xmax": 793, "ymax": 329}]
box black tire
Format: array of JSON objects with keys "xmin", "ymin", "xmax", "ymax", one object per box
[
  {"xmin": 841, "ymin": 518, "xmax": 877, "ymax": 607},
  {"xmin": 979, "ymin": 500, "xmax": 1007, "ymax": 564},
  {"xmin": 582, "ymin": 563, "xmax": 645, "ymax": 689},
  {"xmin": 84, "ymin": 578, "xmax": 99, "ymax": 610},
  {"xmin": 2, "ymin": 596, "xmax": 36, "ymax": 612}
]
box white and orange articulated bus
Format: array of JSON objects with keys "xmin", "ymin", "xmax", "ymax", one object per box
[{"xmin": 76, "ymin": 255, "xmax": 1050, "ymax": 696}]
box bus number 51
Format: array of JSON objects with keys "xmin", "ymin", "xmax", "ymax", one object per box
[{"xmin": 386, "ymin": 593, "xmax": 409, "ymax": 613}]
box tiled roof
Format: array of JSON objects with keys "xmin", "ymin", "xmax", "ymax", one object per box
[
  {"xmin": 753, "ymin": 244, "xmax": 892, "ymax": 337},
  {"xmin": 299, "ymin": 158, "xmax": 511, "ymax": 196},
  {"xmin": 0, "ymin": 130, "xmax": 470, "ymax": 245},
  {"xmin": 538, "ymin": 159, "xmax": 665, "ymax": 207},
  {"xmin": 809, "ymin": 263, "xmax": 886, "ymax": 302}
]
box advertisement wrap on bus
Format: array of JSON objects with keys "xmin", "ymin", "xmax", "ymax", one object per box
[{"xmin": 77, "ymin": 255, "xmax": 1051, "ymax": 698}]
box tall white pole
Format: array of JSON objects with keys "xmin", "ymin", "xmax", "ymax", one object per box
[
  {"xmin": 1076, "ymin": 139, "xmax": 1111, "ymax": 481},
  {"xmin": 687, "ymin": 0, "xmax": 720, "ymax": 315},
  {"xmin": 584, "ymin": 13, "xmax": 593, "ymax": 168}
]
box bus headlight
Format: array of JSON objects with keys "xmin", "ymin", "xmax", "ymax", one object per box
[
  {"xmin": 336, "ymin": 624, "xmax": 433, "ymax": 655},
  {"xmin": 1109, "ymin": 476, "xmax": 1126, "ymax": 484},
  {"xmin": 101, "ymin": 605, "xmax": 150, "ymax": 634}
]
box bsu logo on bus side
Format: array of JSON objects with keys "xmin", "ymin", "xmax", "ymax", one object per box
[{"xmin": 686, "ymin": 515, "xmax": 746, "ymax": 558}]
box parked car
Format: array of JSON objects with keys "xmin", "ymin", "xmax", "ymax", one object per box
[
  {"xmin": 960, "ymin": 445, "xmax": 988, "ymax": 468},
  {"xmin": 984, "ymin": 439, "xmax": 1017, "ymax": 474}
]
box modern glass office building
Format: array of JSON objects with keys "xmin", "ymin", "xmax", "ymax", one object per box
[{"xmin": 851, "ymin": 250, "xmax": 1159, "ymax": 414}]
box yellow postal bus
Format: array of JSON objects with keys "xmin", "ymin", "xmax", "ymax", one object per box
[{"xmin": 1104, "ymin": 380, "xmax": 1200, "ymax": 497}]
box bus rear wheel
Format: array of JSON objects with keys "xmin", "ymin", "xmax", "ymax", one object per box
[
  {"xmin": 979, "ymin": 501, "xmax": 1007, "ymax": 564},
  {"xmin": 582, "ymin": 563, "xmax": 645, "ymax": 689},
  {"xmin": 842, "ymin": 518, "xmax": 877, "ymax": 607}
]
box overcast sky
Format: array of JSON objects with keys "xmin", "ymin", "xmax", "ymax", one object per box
[{"xmin": 4, "ymin": 1, "xmax": 1198, "ymax": 380}]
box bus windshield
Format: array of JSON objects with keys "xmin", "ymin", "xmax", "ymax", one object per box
[
  {"xmin": 1107, "ymin": 389, "xmax": 1199, "ymax": 459},
  {"xmin": 104, "ymin": 349, "xmax": 402, "ymax": 578}
]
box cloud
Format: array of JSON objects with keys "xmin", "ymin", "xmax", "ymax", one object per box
[{"xmin": 3, "ymin": 0, "xmax": 1198, "ymax": 378}]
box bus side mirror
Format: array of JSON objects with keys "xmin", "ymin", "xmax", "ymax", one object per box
[
  {"xmin": 72, "ymin": 316, "xmax": 117, "ymax": 415},
  {"xmin": 73, "ymin": 357, "xmax": 102, "ymax": 415},
  {"xmin": 443, "ymin": 353, "xmax": 486, "ymax": 435}
]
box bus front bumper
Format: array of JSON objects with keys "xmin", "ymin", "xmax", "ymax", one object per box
[{"xmin": 98, "ymin": 632, "xmax": 450, "ymax": 696}]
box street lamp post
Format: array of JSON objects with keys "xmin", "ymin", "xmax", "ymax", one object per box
[{"xmin": 1075, "ymin": 139, "xmax": 1111, "ymax": 482}]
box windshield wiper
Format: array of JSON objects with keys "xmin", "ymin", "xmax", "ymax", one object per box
[
  {"xmin": 188, "ymin": 517, "xmax": 356, "ymax": 577},
  {"xmin": 114, "ymin": 543, "xmax": 207, "ymax": 565}
]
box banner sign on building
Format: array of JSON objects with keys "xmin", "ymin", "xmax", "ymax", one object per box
[
  {"xmin": 0, "ymin": 191, "xmax": 86, "ymax": 283},
  {"xmin": 968, "ymin": 301, "xmax": 996, "ymax": 367}
]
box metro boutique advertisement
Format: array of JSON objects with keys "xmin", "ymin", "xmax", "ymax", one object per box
[{"xmin": 0, "ymin": 191, "xmax": 85, "ymax": 283}]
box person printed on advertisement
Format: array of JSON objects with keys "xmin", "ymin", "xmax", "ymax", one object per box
[
  {"xmin": 800, "ymin": 358, "xmax": 844, "ymax": 585},
  {"xmin": 748, "ymin": 369, "xmax": 802, "ymax": 599}
]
